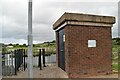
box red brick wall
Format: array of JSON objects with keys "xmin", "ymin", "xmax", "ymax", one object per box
[
  {"xmin": 64, "ymin": 26, "xmax": 71, "ymax": 73},
  {"xmin": 64, "ymin": 25, "xmax": 112, "ymax": 78}
]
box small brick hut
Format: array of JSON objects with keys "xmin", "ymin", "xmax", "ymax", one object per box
[{"xmin": 53, "ymin": 12, "xmax": 115, "ymax": 78}]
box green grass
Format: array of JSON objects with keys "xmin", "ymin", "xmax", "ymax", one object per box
[
  {"xmin": 112, "ymin": 40, "xmax": 119, "ymax": 72},
  {"xmin": 112, "ymin": 63, "xmax": 118, "ymax": 71}
]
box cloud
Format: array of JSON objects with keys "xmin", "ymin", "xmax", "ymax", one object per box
[{"xmin": 0, "ymin": 1, "xmax": 118, "ymax": 44}]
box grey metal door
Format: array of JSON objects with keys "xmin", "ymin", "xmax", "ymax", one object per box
[{"xmin": 58, "ymin": 29, "xmax": 65, "ymax": 70}]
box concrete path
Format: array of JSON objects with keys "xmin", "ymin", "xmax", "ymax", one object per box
[
  {"xmin": 3, "ymin": 64, "xmax": 68, "ymax": 78},
  {"xmin": 2, "ymin": 64, "xmax": 118, "ymax": 78}
]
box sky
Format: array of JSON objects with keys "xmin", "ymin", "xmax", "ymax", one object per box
[{"xmin": 0, "ymin": 0, "xmax": 119, "ymax": 44}]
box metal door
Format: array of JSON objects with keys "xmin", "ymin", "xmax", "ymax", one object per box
[{"xmin": 58, "ymin": 29, "xmax": 65, "ymax": 70}]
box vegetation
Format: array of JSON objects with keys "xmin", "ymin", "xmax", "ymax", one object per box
[
  {"xmin": 112, "ymin": 64, "xmax": 118, "ymax": 71},
  {"xmin": 1, "ymin": 38, "xmax": 120, "ymax": 71},
  {"xmin": 112, "ymin": 38, "xmax": 120, "ymax": 72},
  {"xmin": 1, "ymin": 40, "xmax": 56, "ymax": 56}
]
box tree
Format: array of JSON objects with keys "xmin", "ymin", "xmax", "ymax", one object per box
[
  {"xmin": 23, "ymin": 44, "xmax": 27, "ymax": 47},
  {"xmin": 8, "ymin": 43, "xmax": 12, "ymax": 46},
  {"xmin": 112, "ymin": 38, "xmax": 120, "ymax": 45},
  {"xmin": 51, "ymin": 40, "xmax": 56, "ymax": 43},
  {"xmin": 2, "ymin": 47, "xmax": 7, "ymax": 53},
  {"xmin": 16, "ymin": 43, "xmax": 19, "ymax": 46},
  {"xmin": 116, "ymin": 38, "xmax": 120, "ymax": 45}
]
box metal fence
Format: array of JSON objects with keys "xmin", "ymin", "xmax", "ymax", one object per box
[
  {"xmin": 2, "ymin": 48, "xmax": 56, "ymax": 76},
  {"xmin": 2, "ymin": 49, "xmax": 26, "ymax": 76}
]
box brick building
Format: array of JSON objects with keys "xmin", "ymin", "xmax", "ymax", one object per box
[{"xmin": 53, "ymin": 12, "xmax": 115, "ymax": 78}]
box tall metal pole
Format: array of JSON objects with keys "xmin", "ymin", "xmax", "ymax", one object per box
[{"xmin": 28, "ymin": 0, "xmax": 33, "ymax": 79}]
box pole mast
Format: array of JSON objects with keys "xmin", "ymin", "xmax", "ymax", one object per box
[{"xmin": 28, "ymin": 0, "xmax": 33, "ymax": 79}]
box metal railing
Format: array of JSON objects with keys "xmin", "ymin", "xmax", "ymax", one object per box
[{"xmin": 2, "ymin": 49, "xmax": 26, "ymax": 76}]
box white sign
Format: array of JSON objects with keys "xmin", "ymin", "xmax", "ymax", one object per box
[
  {"xmin": 63, "ymin": 35, "xmax": 65, "ymax": 42},
  {"xmin": 88, "ymin": 40, "xmax": 96, "ymax": 47}
]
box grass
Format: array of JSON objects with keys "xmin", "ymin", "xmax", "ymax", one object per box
[
  {"xmin": 112, "ymin": 39, "xmax": 119, "ymax": 72},
  {"xmin": 112, "ymin": 63, "xmax": 118, "ymax": 71},
  {"xmin": 2, "ymin": 41, "xmax": 56, "ymax": 56}
]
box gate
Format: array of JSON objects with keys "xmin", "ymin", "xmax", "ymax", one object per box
[
  {"xmin": 2, "ymin": 49, "xmax": 26, "ymax": 76},
  {"xmin": 58, "ymin": 29, "xmax": 65, "ymax": 70}
]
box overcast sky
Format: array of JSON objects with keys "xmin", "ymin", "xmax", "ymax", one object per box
[{"xmin": 0, "ymin": 0, "xmax": 119, "ymax": 44}]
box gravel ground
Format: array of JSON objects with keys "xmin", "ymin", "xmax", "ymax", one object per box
[{"xmin": 2, "ymin": 64, "xmax": 118, "ymax": 78}]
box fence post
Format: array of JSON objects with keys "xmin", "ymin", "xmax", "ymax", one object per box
[
  {"xmin": 22, "ymin": 49, "xmax": 23, "ymax": 65},
  {"xmin": 19, "ymin": 49, "xmax": 20, "ymax": 67},
  {"xmin": 42, "ymin": 49, "xmax": 46, "ymax": 67},
  {"xmin": 6, "ymin": 53, "xmax": 8, "ymax": 76},
  {"xmin": 20, "ymin": 49, "xmax": 21, "ymax": 66},
  {"xmin": 2, "ymin": 53, "xmax": 4, "ymax": 76},
  {"xmin": 20, "ymin": 49, "xmax": 23, "ymax": 66},
  {"xmin": 14, "ymin": 50, "xmax": 17, "ymax": 75},
  {"xmin": 16, "ymin": 49, "xmax": 19, "ymax": 71},
  {"xmin": 24, "ymin": 49, "xmax": 26, "ymax": 71},
  {"xmin": 38, "ymin": 49, "xmax": 42, "ymax": 70},
  {"xmin": 19, "ymin": 49, "xmax": 21, "ymax": 69},
  {"xmin": 11, "ymin": 51, "xmax": 13, "ymax": 75}
]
